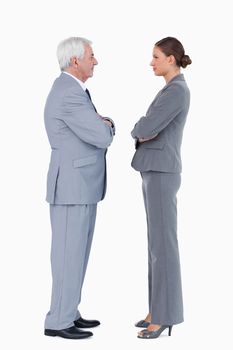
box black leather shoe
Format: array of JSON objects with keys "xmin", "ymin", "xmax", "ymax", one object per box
[
  {"xmin": 74, "ymin": 317, "xmax": 100, "ymax": 328},
  {"xmin": 44, "ymin": 326, "xmax": 93, "ymax": 339}
]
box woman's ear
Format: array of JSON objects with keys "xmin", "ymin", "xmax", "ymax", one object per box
[{"xmin": 168, "ymin": 54, "xmax": 176, "ymax": 65}]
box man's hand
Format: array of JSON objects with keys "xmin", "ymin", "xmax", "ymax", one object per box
[
  {"xmin": 99, "ymin": 115, "xmax": 114, "ymax": 128},
  {"xmin": 103, "ymin": 119, "xmax": 113, "ymax": 128}
]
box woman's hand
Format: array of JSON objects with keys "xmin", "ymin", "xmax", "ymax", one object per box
[{"xmin": 139, "ymin": 134, "xmax": 158, "ymax": 143}]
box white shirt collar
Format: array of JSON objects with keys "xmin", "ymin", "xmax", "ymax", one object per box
[{"xmin": 62, "ymin": 71, "xmax": 86, "ymax": 91}]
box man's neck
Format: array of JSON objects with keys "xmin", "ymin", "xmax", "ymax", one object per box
[{"xmin": 64, "ymin": 68, "xmax": 86, "ymax": 83}]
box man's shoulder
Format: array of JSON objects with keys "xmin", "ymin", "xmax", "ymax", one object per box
[
  {"xmin": 51, "ymin": 73, "xmax": 84, "ymax": 98},
  {"xmin": 54, "ymin": 73, "xmax": 80, "ymax": 87}
]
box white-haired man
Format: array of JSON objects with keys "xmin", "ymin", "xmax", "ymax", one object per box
[{"xmin": 44, "ymin": 37, "xmax": 115, "ymax": 339}]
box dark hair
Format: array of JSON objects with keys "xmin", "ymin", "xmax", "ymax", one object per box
[{"xmin": 155, "ymin": 37, "xmax": 192, "ymax": 68}]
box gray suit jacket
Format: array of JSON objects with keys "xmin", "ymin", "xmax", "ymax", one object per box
[
  {"xmin": 44, "ymin": 73, "xmax": 114, "ymax": 204},
  {"xmin": 131, "ymin": 74, "xmax": 190, "ymax": 173}
]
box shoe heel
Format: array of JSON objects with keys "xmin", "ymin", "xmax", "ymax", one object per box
[
  {"xmin": 44, "ymin": 329, "xmax": 57, "ymax": 337},
  {"xmin": 168, "ymin": 326, "xmax": 173, "ymax": 336}
]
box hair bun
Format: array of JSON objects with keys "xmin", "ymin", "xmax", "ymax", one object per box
[{"xmin": 181, "ymin": 54, "xmax": 192, "ymax": 68}]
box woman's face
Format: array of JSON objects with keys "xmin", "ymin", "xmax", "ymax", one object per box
[{"xmin": 150, "ymin": 46, "xmax": 171, "ymax": 76}]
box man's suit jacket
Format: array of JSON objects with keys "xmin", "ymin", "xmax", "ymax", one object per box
[
  {"xmin": 44, "ymin": 73, "xmax": 114, "ymax": 204},
  {"xmin": 131, "ymin": 74, "xmax": 190, "ymax": 173}
]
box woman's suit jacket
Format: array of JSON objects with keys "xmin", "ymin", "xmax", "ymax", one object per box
[{"xmin": 131, "ymin": 74, "xmax": 190, "ymax": 173}]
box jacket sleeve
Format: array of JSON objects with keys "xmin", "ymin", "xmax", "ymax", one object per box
[
  {"xmin": 101, "ymin": 117, "xmax": 116, "ymax": 135},
  {"xmin": 60, "ymin": 88, "xmax": 114, "ymax": 149},
  {"xmin": 131, "ymin": 83, "xmax": 185, "ymax": 139}
]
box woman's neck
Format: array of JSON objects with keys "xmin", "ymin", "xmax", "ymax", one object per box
[{"xmin": 164, "ymin": 69, "xmax": 181, "ymax": 84}]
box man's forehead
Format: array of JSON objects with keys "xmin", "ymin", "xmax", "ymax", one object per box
[{"xmin": 85, "ymin": 45, "xmax": 94, "ymax": 55}]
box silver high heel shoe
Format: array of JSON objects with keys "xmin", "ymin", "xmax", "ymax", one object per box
[
  {"xmin": 137, "ymin": 325, "xmax": 173, "ymax": 339},
  {"xmin": 135, "ymin": 319, "xmax": 150, "ymax": 328}
]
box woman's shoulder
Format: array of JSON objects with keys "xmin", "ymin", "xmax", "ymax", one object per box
[{"xmin": 162, "ymin": 78, "xmax": 189, "ymax": 97}]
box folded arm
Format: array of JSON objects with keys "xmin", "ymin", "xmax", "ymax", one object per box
[
  {"xmin": 100, "ymin": 116, "xmax": 116, "ymax": 135},
  {"xmin": 60, "ymin": 89, "xmax": 114, "ymax": 149},
  {"xmin": 131, "ymin": 84, "xmax": 185, "ymax": 141}
]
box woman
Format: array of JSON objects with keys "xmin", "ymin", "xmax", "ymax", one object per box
[{"xmin": 131, "ymin": 37, "xmax": 191, "ymax": 339}]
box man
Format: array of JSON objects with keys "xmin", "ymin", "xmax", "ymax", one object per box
[{"xmin": 44, "ymin": 37, "xmax": 115, "ymax": 339}]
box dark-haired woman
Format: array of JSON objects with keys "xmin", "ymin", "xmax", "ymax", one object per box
[{"xmin": 131, "ymin": 37, "xmax": 192, "ymax": 339}]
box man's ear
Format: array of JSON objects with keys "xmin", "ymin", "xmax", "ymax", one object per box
[{"xmin": 70, "ymin": 56, "xmax": 79, "ymax": 68}]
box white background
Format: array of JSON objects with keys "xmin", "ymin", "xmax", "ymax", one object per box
[{"xmin": 1, "ymin": 0, "xmax": 233, "ymax": 349}]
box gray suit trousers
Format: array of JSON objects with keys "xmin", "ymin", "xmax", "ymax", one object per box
[
  {"xmin": 44, "ymin": 204, "xmax": 97, "ymax": 330},
  {"xmin": 141, "ymin": 171, "xmax": 183, "ymax": 325}
]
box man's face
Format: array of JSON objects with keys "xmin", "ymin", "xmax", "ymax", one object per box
[{"xmin": 77, "ymin": 45, "xmax": 98, "ymax": 82}]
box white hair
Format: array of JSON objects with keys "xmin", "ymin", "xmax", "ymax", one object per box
[{"xmin": 57, "ymin": 37, "xmax": 92, "ymax": 71}]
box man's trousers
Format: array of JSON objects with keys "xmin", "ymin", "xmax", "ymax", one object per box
[{"xmin": 44, "ymin": 204, "xmax": 97, "ymax": 330}]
